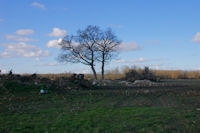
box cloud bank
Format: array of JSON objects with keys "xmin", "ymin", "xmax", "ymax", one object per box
[
  {"xmin": 5, "ymin": 35, "xmax": 36, "ymax": 42},
  {"xmin": 0, "ymin": 42, "xmax": 49, "ymax": 58},
  {"xmin": 16, "ymin": 29, "xmax": 35, "ymax": 35},
  {"xmin": 115, "ymin": 57, "xmax": 147, "ymax": 63},
  {"xmin": 117, "ymin": 42, "xmax": 141, "ymax": 52}
]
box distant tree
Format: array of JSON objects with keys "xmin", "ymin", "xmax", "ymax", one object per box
[
  {"xmin": 141, "ymin": 66, "xmax": 157, "ymax": 81},
  {"xmin": 58, "ymin": 25, "xmax": 100, "ymax": 80},
  {"xmin": 8, "ymin": 69, "xmax": 12, "ymax": 75},
  {"xmin": 97, "ymin": 28, "xmax": 121, "ymax": 80}
]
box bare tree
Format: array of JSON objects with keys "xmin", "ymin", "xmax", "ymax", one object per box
[
  {"xmin": 97, "ymin": 28, "xmax": 121, "ymax": 80},
  {"xmin": 58, "ymin": 25, "xmax": 121, "ymax": 80},
  {"xmin": 58, "ymin": 25, "xmax": 100, "ymax": 80}
]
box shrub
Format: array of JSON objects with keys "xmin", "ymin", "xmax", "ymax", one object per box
[
  {"xmin": 125, "ymin": 69, "xmax": 143, "ymax": 82},
  {"xmin": 125, "ymin": 67, "xmax": 158, "ymax": 82},
  {"xmin": 3, "ymin": 81, "xmax": 44, "ymax": 93},
  {"xmin": 142, "ymin": 67, "xmax": 157, "ymax": 81}
]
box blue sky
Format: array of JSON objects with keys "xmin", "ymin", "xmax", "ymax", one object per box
[{"xmin": 0, "ymin": 0, "xmax": 200, "ymax": 74}]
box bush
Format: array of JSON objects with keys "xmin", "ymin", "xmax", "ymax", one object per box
[
  {"xmin": 3, "ymin": 81, "xmax": 45, "ymax": 93},
  {"xmin": 142, "ymin": 67, "xmax": 157, "ymax": 81},
  {"xmin": 125, "ymin": 67, "xmax": 158, "ymax": 82},
  {"xmin": 125, "ymin": 69, "xmax": 143, "ymax": 82}
]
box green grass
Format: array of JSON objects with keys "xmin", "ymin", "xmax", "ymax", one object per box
[
  {"xmin": 1, "ymin": 79, "xmax": 200, "ymax": 132},
  {"xmin": 1, "ymin": 107, "xmax": 199, "ymax": 133}
]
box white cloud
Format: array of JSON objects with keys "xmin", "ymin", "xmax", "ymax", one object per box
[
  {"xmin": 35, "ymin": 58, "xmax": 40, "ymax": 61},
  {"xmin": 0, "ymin": 42, "xmax": 49, "ymax": 58},
  {"xmin": 192, "ymin": 32, "xmax": 200, "ymax": 42},
  {"xmin": 144, "ymin": 63, "xmax": 167, "ymax": 70},
  {"xmin": 67, "ymin": 68, "xmax": 91, "ymax": 74},
  {"xmin": 82, "ymin": 69, "xmax": 90, "ymax": 74},
  {"xmin": 117, "ymin": 42, "xmax": 141, "ymax": 52},
  {"xmin": 0, "ymin": 19, "xmax": 4, "ymax": 22},
  {"xmin": 31, "ymin": 2, "xmax": 46, "ymax": 9},
  {"xmin": 115, "ymin": 57, "xmax": 147, "ymax": 63},
  {"xmin": 0, "ymin": 69, "xmax": 7, "ymax": 74},
  {"xmin": 46, "ymin": 38, "xmax": 79, "ymax": 48},
  {"xmin": 37, "ymin": 62, "xmax": 58, "ymax": 66},
  {"xmin": 5, "ymin": 35, "xmax": 36, "ymax": 42},
  {"xmin": 155, "ymin": 64, "xmax": 159, "ymax": 70},
  {"xmin": 16, "ymin": 29, "xmax": 34, "ymax": 35},
  {"xmin": 46, "ymin": 38, "xmax": 62, "ymax": 48},
  {"xmin": 48, "ymin": 28, "xmax": 67, "ymax": 37}
]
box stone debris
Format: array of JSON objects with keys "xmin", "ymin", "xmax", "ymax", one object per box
[
  {"xmin": 133, "ymin": 80, "xmax": 156, "ymax": 86},
  {"xmin": 40, "ymin": 89, "xmax": 48, "ymax": 95},
  {"xmin": 91, "ymin": 80, "xmax": 112, "ymax": 86},
  {"xmin": 40, "ymin": 89, "xmax": 44, "ymax": 94},
  {"xmin": 119, "ymin": 81, "xmax": 133, "ymax": 86}
]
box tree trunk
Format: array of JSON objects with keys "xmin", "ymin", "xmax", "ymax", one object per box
[
  {"xmin": 101, "ymin": 52, "xmax": 105, "ymax": 80},
  {"xmin": 91, "ymin": 49, "xmax": 97, "ymax": 80},
  {"xmin": 91, "ymin": 65, "xmax": 97, "ymax": 80}
]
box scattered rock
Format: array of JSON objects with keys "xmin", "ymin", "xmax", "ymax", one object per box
[
  {"xmin": 40, "ymin": 89, "xmax": 48, "ymax": 95},
  {"xmin": 92, "ymin": 80, "xmax": 98, "ymax": 85},
  {"xmin": 40, "ymin": 89, "xmax": 44, "ymax": 94},
  {"xmin": 119, "ymin": 81, "xmax": 133, "ymax": 86},
  {"xmin": 133, "ymin": 80, "xmax": 155, "ymax": 86}
]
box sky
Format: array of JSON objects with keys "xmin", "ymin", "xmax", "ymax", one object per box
[{"xmin": 0, "ymin": 0, "xmax": 200, "ymax": 74}]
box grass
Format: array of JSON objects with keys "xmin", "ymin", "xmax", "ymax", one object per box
[{"xmin": 1, "ymin": 79, "xmax": 200, "ymax": 132}]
